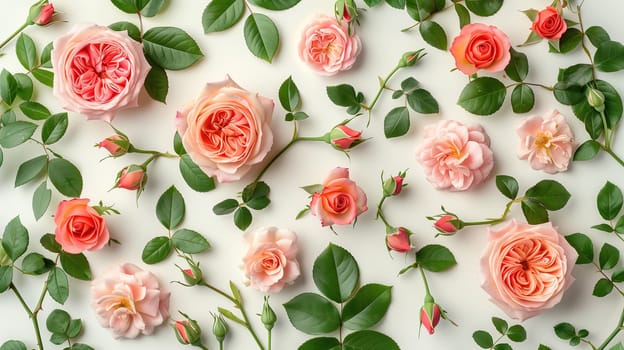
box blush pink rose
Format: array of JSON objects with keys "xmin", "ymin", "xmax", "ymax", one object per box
[
  {"xmin": 176, "ymin": 76, "xmax": 274, "ymax": 183},
  {"xmin": 242, "ymin": 227, "xmax": 300, "ymax": 293},
  {"xmin": 54, "ymin": 198, "xmax": 110, "ymax": 254},
  {"xmin": 309, "ymin": 167, "xmax": 368, "ymax": 226},
  {"xmin": 449, "ymin": 23, "xmax": 511, "ymax": 75},
  {"xmin": 298, "ymin": 14, "xmax": 361, "ymax": 76},
  {"xmin": 481, "ymin": 220, "xmax": 577, "ymax": 321},
  {"xmin": 52, "ymin": 24, "xmax": 150, "ymax": 122},
  {"xmin": 532, "ymin": 7, "xmax": 567, "ymax": 40},
  {"xmin": 92, "ymin": 263, "xmax": 170, "ymax": 338},
  {"xmin": 416, "ymin": 120, "xmax": 494, "ymax": 191},
  {"xmin": 517, "ymin": 109, "xmax": 575, "ymax": 174}
]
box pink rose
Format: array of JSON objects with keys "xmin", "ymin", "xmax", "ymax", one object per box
[
  {"xmin": 92, "ymin": 263, "xmax": 170, "ymax": 338},
  {"xmin": 416, "ymin": 120, "xmax": 494, "ymax": 191},
  {"xmin": 309, "ymin": 167, "xmax": 368, "ymax": 226},
  {"xmin": 434, "ymin": 215, "xmax": 458, "ymax": 234},
  {"xmin": 386, "ymin": 227, "xmax": 411, "ymax": 253},
  {"xmin": 328, "ymin": 124, "xmax": 362, "ymax": 150},
  {"xmin": 176, "ymin": 76, "xmax": 274, "ymax": 183},
  {"xmin": 54, "ymin": 198, "xmax": 110, "ymax": 254},
  {"xmin": 115, "ymin": 165, "xmax": 146, "ymax": 190},
  {"xmin": 449, "ymin": 23, "xmax": 511, "ymax": 75},
  {"xmin": 242, "ymin": 227, "xmax": 300, "ymax": 293},
  {"xmin": 532, "ymin": 7, "xmax": 567, "ymax": 40},
  {"xmin": 420, "ymin": 303, "xmax": 441, "ymax": 335},
  {"xmin": 34, "ymin": 3, "xmax": 54, "ymax": 26},
  {"xmin": 517, "ymin": 109, "xmax": 575, "ymax": 174},
  {"xmin": 481, "ymin": 220, "xmax": 577, "ymax": 321},
  {"xmin": 298, "ymin": 14, "xmax": 361, "ymax": 76},
  {"xmin": 97, "ymin": 135, "xmax": 129, "ymax": 157},
  {"xmin": 52, "ymin": 24, "xmax": 150, "ymax": 122}
]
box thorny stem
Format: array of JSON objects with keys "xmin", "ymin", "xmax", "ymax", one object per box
[
  {"xmin": 10, "ymin": 282, "xmax": 47, "ymax": 350},
  {"xmin": 576, "ymin": 5, "xmax": 596, "ymax": 81},
  {"xmin": 0, "ymin": 22, "xmax": 29, "ymax": 50},
  {"xmin": 375, "ymin": 196, "xmax": 393, "ymax": 229},
  {"xmin": 596, "ymin": 306, "xmax": 624, "ymax": 350},
  {"xmin": 505, "ymin": 82, "xmax": 554, "ymax": 91},
  {"xmin": 362, "ymin": 65, "xmax": 401, "ymax": 114}
]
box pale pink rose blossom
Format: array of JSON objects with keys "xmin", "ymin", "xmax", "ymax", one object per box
[
  {"xmin": 517, "ymin": 110, "xmax": 575, "ymax": 174},
  {"xmin": 242, "ymin": 227, "xmax": 300, "ymax": 293},
  {"xmin": 449, "ymin": 23, "xmax": 511, "ymax": 75},
  {"xmin": 298, "ymin": 14, "xmax": 361, "ymax": 76},
  {"xmin": 416, "ymin": 120, "xmax": 494, "ymax": 191},
  {"xmin": 52, "ymin": 24, "xmax": 150, "ymax": 122},
  {"xmin": 481, "ymin": 220, "xmax": 577, "ymax": 321},
  {"xmin": 176, "ymin": 76, "xmax": 274, "ymax": 183},
  {"xmin": 309, "ymin": 167, "xmax": 368, "ymax": 226},
  {"xmin": 92, "ymin": 263, "xmax": 170, "ymax": 338}
]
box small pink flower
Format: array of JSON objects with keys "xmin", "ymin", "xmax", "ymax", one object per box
[
  {"xmin": 532, "ymin": 6, "xmax": 567, "ymax": 40},
  {"xmin": 298, "ymin": 14, "xmax": 361, "ymax": 76},
  {"xmin": 329, "ymin": 125, "xmax": 362, "ymax": 150},
  {"xmin": 92, "ymin": 263, "xmax": 170, "ymax": 338},
  {"xmin": 517, "ymin": 109, "xmax": 575, "ymax": 174},
  {"xmin": 382, "ymin": 171, "xmax": 406, "ymax": 197},
  {"xmin": 54, "ymin": 198, "xmax": 109, "ymax": 254},
  {"xmin": 309, "ymin": 167, "xmax": 368, "ymax": 226},
  {"xmin": 420, "ymin": 303, "xmax": 441, "ymax": 335},
  {"xmin": 242, "ymin": 227, "xmax": 300, "ymax": 293},
  {"xmin": 386, "ymin": 227, "xmax": 411, "ymax": 253},
  {"xmin": 434, "ymin": 215, "xmax": 458, "ymax": 234},
  {"xmin": 449, "ymin": 23, "xmax": 511, "ymax": 75},
  {"xmin": 416, "ymin": 120, "xmax": 494, "ymax": 191},
  {"xmin": 97, "ymin": 135, "xmax": 129, "ymax": 157},
  {"xmin": 34, "ymin": 3, "xmax": 54, "ymax": 26},
  {"xmin": 116, "ymin": 165, "xmax": 146, "ymax": 190}
]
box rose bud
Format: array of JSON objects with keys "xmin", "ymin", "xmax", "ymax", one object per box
[
  {"xmin": 398, "ymin": 49, "xmax": 425, "ymax": 68},
  {"xmin": 342, "ymin": 4, "xmax": 352, "ymax": 22},
  {"xmin": 174, "ymin": 318, "xmax": 202, "ymax": 346},
  {"xmin": 382, "ymin": 170, "xmax": 407, "ymax": 197},
  {"xmin": 328, "ymin": 125, "xmax": 362, "ymax": 150},
  {"xmin": 434, "ymin": 215, "xmax": 462, "ymax": 235},
  {"xmin": 420, "ymin": 301, "xmax": 441, "ymax": 335},
  {"xmin": 587, "ymin": 87, "xmax": 606, "ymax": 113},
  {"xmin": 97, "ymin": 135, "xmax": 130, "ymax": 157},
  {"xmin": 179, "ymin": 259, "xmax": 203, "ymax": 286},
  {"xmin": 34, "ymin": 3, "xmax": 54, "ymax": 26},
  {"xmin": 386, "ymin": 227, "xmax": 411, "ymax": 253},
  {"xmin": 212, "ymin": 314, "xmax": 228, "ymax": 343},
  {"xmin": 261, "ymin": 296, "xmax": 277, "ymax": 331},
  {"xmin": 115, "ymin": 165, "xmax": 146, "ymax": 191}
]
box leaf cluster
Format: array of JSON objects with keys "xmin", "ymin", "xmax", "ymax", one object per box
[
  {"xmin": 473, "ymin": 317, "xmax": 529, "ymax": 350},
  {"xmin": 46, "ymin": 309, "xmax": 93, "ymax": 349},
  {"xmin": 213, "ymin": 181, "xmax": 271, "ymax": 231},
  {"xmin": 553, "ymin": 322, "xmax": 590, "ymax": 347}
]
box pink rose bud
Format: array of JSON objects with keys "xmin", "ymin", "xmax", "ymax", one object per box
[
  {"xmin": 434, "ymin": 215, "xmax": 459, "ymax": 234},
  {"xmin": 329, "ymin": 125, "xmax": 362, "ymax": 150},
  {"xmin": 342, "ymin": 4, "xmax": 352, "ymax": 22},
  {"xmin": 174, "ymin": 318, "xmax": 201, "ymax": 346},
  {"xmin": 116, "ymin": 165, "xmax": 146, "ymax": 191},
  {"xmin": 398, "ymin": 49, "xmax": 425, "ymax": 68},
  {"xmin": 180, "ymin": 260, "xmax": 203, "ymax": 286},
  {"xmin": 420, "ymin": 302, "xmax": 441, "ymax": 335},
  {"xmin": 97, "ymin": 135, "xmax": 129, "ymax": 157},
  {"xmin": 382, "ymin": 171, "xmax": 406, "ymax": 197},
  {"xmin": 386, "ymin": 227, "xmax": 411, "ymax": 253},
  {"xmin": 34, "ymin": 3, "xmax": 54, "ymax": 25}
]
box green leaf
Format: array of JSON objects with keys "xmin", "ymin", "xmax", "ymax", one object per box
[
  {"xmin": 40, "ymin": 42, "xmax": 53, "ymax": 68},
  {"xmin": 141, "ymin": 236, "xmax": 172, "ymax": 264},
  {"xmin": 32, "ymin": 182, "xmax": 51, "ymax": 220},
  {"xmin": 473, "ymin": 330, "xmax": 494, "ymax": 348},
  {"xmin": 242, "ymin": 181, "xmax": 270, "ymax": 202},
  {"xmin": 71, "ymin": 343, "xmax": 95, "ymax": 350},
  {"xmin": 299, "ymin": 337, "xmax": 341, "ymax": 350},
  {"xmin": 0, "ymin": 110, "xmax": 13, "ymax": 125},
  {"xmin": 419, "ymin": 20, "xmax": 447, "ymax": 50},
  {"xmin": 0, "ymin": 266, "xmax": 13, "ymax": 293},
  {"xmin": 521, "ymin": 199, "xmax": 549, "ymax": 225},
  {"xmin": 343, "ymin": 330, "xmax": 400, "ymax": 350},
  {"xmin": 234, "ymin": 206, "xmax": 252, "ymax": 230},
  {"xmin": 553, "ymin": 81, "xmax": 584, "ymax": 106},
  {"xmin": 592, "ymin": 223, "xmax": 614, "ymax": 233},
  {"xmin": 585, "ymin": 26, "xmax": 611, "ymax": 48},
  {"xmin": 19, "ymin": 101, "xmax": 51, "ymax": 120},
  {"xmin": 416, "ymin": 244, "xmax": 457, "ymax": 272},
  {"xmin": 565, "ymin": 233, "xmax": 594, "ymax": 264},
  {"xmin": 0, "ymin": 121, "xmax": 37, "ymax": 148},
  {"xmin": 538, "ymin": 345, "xmax": 553, "ymax": 350},
  {"xmin": 284, "ymin": 293, "xmax": 341, "ymax": 335},
  {"xmin": 593, "ymin": 278, "xmax": 613, "ymax": 297},
  {"xmin": 109, "ymin": 21, "xmax": 141, "ymax": 42},
  {"xmin": 465, "ymin": 0, "xmax": 502, "ymax": 16},
  {"xmin": 46, "ymin": 308, "xmax": 71, "ymax": 334},
  {"xmin": 202, "ymin": 0, "xmax": 245, "ymax": 33},
  {"xmin": 172, "ymin": 229, "xmax": 211, "ymax": 254},
  {"xmin": 60, "ymin": 252, "xmax": 91, "ymax": 281},
  {"xmin": 342, "ymin": 284, "xmax": 392, "ymax": 330},
  {"xmin": 494, "ymin": 344, "xmax": 513, "ymax": 350},
  {"xmin": 407, "ymin": 89, "xmax": 439, "ymax": 114},
  {"xmin": 584, "ymin": 112, "xmax": 603, "ymax": 140},
  {"xmin": 2, "ymin": 217, "xmax": 29, "ymax": 261},
  {"xmin": 507, "ymin": 325, "xmax": 527, "ymax": 342},
  {"xmin": 327, "ymin": 84, "xmax": 358, "ymax": 107},
  {"xmin": 597, "ymin": 181, "xmax": 623, "ymax": 220},
  {"xmin": 173, "ymin": 132, "xmax": 186, "ymax": 155},
  {"xmin": 384, "ymin": 106, "xmax": 410, "ymax": 138},
  {"xmin": 14, "ymin": 73, "xmax": 33, "ymax": 101},
  {"xmin": 495, "ymin": 175, "xmax": 518, "ymax": 199},
  {"xmin": 247, "ymin": 0, "xmax": 301, "ymax": 10},
  {"xmin": 0, "ymin": 149, "xmax": 3, "ymax": 168},
  {"xmin": 454, "ymin": 3, "xmax": 470, "ymax": 28},
  {"xmin": 405, "ymin": 0, "xmax": 435, "ymax": 21},
  {"xmin": 609, "ymin": 343, "xmax": 624, "ymax": 350},
  {"xmin": 599, "ymin": 243, "xmax": 620, "ymax": 270},
  {"xmin": 551, "ymin": 28, "xmax": 582, "ymax": 53},
  {"xmin": 246, "ymin": 196, "xmax": 270, "ymax": 210},
  {"xmin": 560, "ymin": 64, "xmax": 593, "ymax": 86},
  {"xmin": 41, "ymin": 113, "xmax": 69, "ymax": 145},
  {"xmin": 47, "ymin": 267, "xmax": 69, "ymax": 304},
  {"xmin": 213, "ymin": 198, "xmax": 240, "ymax": 215},
  {"xmin": 385, "ymin": 0, "xmax": 405, "ymax": 9},
  {"xmin": 0, "ymin": 69, "xmax": 18, "ymax": 105},
  {"xmin": 32, "ymin": 69, "xmax": 54, "ymax": 87},
  {"xmin": 21, "ymin": 252, "xmax": 51, "ymax": 275},
  {"xmin": 67, "ymin": 318, "xmax": 82, "ymax": 338},
  {"xmin": 504, "ymin": 48, "xmax": 529, "ymax": 82},
  {"xmin": 279, "ymin": 76, "xmax": 301, "ymax": 112},
  {"xmin": 511, "ymin": 84, "xmax": 535, "ymax": 113},
  {"xmin": 179, "ymin": 155, "xmax": 216, "ymax": 192},
  {"xmin": 595, "ymin": 41, "xmax": 624, "ymax": 72},
  {"xmin": 612, "ymin": 268, "xmax": 624, "ymax": 283},
  {"xmin": 156, "ymin": 186, "xmax": 185, "ymax": 229},
  {"xmin": 143, "ymin": 27, "xmax": 204, "ymax": 70},
  {"xmin": 525, "ymin": 180, "xmax": 571, "ymax": 211},
  {"xmin": 110, "ymin": 0, "xmax": 150, "ymax": 13},
  {"xmin": 144, "ymin": 64, "xmax": 168, "ymax": 103},
  {"xmin": 573, "ymin": 140, "xmax": 601, "ymax": 161},
  {"xmin": 491, "ymin": 317, "xmax": 508, "ymax": 334},
  {"xmin": 244, "ymin": 14, "xmax": 279, "ymax": 62},
  {"xmin": 313, "ymin": 243, "xmax": 359, "ymax": 303},
  {"xmin": 0, "ymin": 341, "xmax": 26, "ymax": 350},
  {"xmin": 616, "ymin": 216, "xmax": 624, "ymax": 234},
  {"xmin": 40, "ymin": 233, "xmax": 62, "ymax": 253},
  {"xmin": 16, "ymin": 33, "xmax": 37, "ymax": 70},
  {"xmin": 364, "ymin": 0, "xmax": 383, "ymax": 6},
  {"xmin": 457, "ymin": 77, "xmax": 506, "ymax": 116},
  {"xmin": 49, "ymin": 334, "xmax": 67, "ymax": 345},
  {"xmin": 401, "ymin": 77, "xmax": 419, "ymax": 93},
  {"xmin": 141, "ymin": 0, "xmax": 166, "ymax": 16},
  {"xmin": 15, "ymin": 155, "xmax": 47, "ymax": 187},
  {"xmin": 48, "ymin": 158, "xmax": 83, "ymax": 198}
]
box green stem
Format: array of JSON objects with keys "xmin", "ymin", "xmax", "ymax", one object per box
[
  {"xmin": 129, "ymin": 146, "xmax": 177, "ymax": 158},
  {"xmin": 418, "ymin": 265, "xmax": 432, "ymax": 297},
  {"xmin": 576, "ymin": 4, "xmax": 597, "ymax": 82},
  {"xmin": 598, "ymin": 109, "xmax": 614, "ymax": 150},
  {"xmin": 137, "ymin": 12, "xmax": 144, "ymax": 41},
  {"xmin": 462, "ymin": 197, "xmax": 526, "ymax": 227},
  {"xmin": 200, "ymin": 282, "xmax": 237, "ymax": 304},
  {"xmin": 363, "ymin": 65, "xmax": 401, "ymax": 113},
  {"xmin": 0, "ymin": 22, "xmax": 29, "ymax": 50},
  {"xmin": 600, "ymin": 144, "xmax": 624, "ymax": 168},
  {"xmin": 375, "ymin": 196, "xmax": 393, "ymax": 229},
  {"xmin": 199, "ymin": 345, "xmax": 210, "ymax": 350},
  {"xmin": 10, "ymin": 283, "xmax": 45, "ymax": 350},
  {"xmin": 592, "ymin": 262, "xmax": 624, "ymax": 297},
  {"xmin": 505, "ymin": 82, "xmax": 554, "ymax": 91},
  {"xmin": 267, "ymin": 329, "xmax": 272, "ymax": 350},
  {"xmin": 596, "ymin": 306, "xmax": 624, "ymax": 350}
]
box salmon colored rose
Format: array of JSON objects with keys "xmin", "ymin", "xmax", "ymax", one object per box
[
  {"xmin": 481, "ymin": 220, "xmax": 577, "ymax": 321},
  {"xmin": 176, "ymin": 76, "xmax": 274, "ymax": 183},
  {"xmin": 449, "ymin": 23, "xmax": 511, "ymax": 75},
  {"xmin": 52, "ymin": 24, "xmax": 149, "ymax": 122},
  {"xmin": 54, "ymin": 198, "xmax": 110, "ymax": 254},
  {"xmin": 532, "ymin": 7, "xmax": 567, "ymax": 40},
  {"xmin": 299, "ymin": 14, "xmax": 361, "ymax": 76},
  {"xmin": 92, "ymin": 263, "xmax": 170, "ymax": 338},
  {"xmin": 242, "ymin": 227, "xmax": 300, "ymax": 293},
  {"xmin": 310, "ymin": 167, "xmax": 368, "ymax": 226}
]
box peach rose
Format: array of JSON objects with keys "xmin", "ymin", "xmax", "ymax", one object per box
[
  {"xmin": 92, "ymin": 263, "xmax": 170, "ymax": 338},
  {"xmin": 532, "ymin": 7, "xmax": 567, "ymax": 40},
  {"xmin": 449, "ymin": 23, "xmax": 511, "ymax": 75},
  {"xmin": 517, "ymin": 109, "xmax": 575, "ymax": 174},
  {"xmin": 52, "ymin": 24, "xmax": 150, "ymax": 122},
  {"xmin": 176, "ymin": 76, "xmax": 274, "ymax": 183},
  {"xmin": 309, "ymin": 167, "xmax": 368, "ymax": 226},
  {"xmin": 416, "ymin": 120, "xmax": 494, "ymax": 191},
  {"xmin": 481, "ymin": 220, "xmax": 577, "ymax": 321},
  {"xmin": 54, "ymin": 198, "xmax": 110, "ymax": 254},
  {"xmin": 242, "ymin": 227, "xmax": 300, "ymax": 293},
  {"xmin": 298, "ymin": 14, "xmax": 361, "ymax": 76}
]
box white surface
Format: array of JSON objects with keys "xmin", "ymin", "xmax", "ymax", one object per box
[{"xmin": 0, "ymin": 0, "xmax": 623, "ymax": 349}]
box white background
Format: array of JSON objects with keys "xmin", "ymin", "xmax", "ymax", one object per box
[{"xmin": 0, "ymin": 0, "xmax": 623, "ymax": 349}]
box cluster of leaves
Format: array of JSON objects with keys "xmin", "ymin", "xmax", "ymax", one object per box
[
  {"xmin": 46, "ymin": 309, "xmax": 93, "ymax": 350},
  {"xmin": 213, "ymin": 181, "xmax": 271, "ymax": 231},
  {"xmin": 283, "ymin": 243, "xmax": 398, "ymax": 350},
  {"xmin": 473, "ymin": 317, "xmax": 544, "ymax": 350},
  {"xmin": 399, "ymin": 244, "xmax": 457, "ymax": 274},
  {"xmin": 553, "ymin": 322, "xmax": 591, "ymax": 347},
  {"xmin": 202, "ymin": 0, "xmax": 301, "ymax": 62}
]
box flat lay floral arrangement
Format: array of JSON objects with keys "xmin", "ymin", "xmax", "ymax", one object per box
[{"xmin": 0, "ymin": 0, "xmax": 623, "ymax": 349}]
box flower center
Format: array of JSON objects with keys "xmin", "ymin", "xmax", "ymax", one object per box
[{"xmin": 534, "ymin": 132, "xmax": 551, "ymax": 148}]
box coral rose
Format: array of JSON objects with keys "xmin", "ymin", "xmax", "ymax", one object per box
[
  {"xmin": 517, "ymin": 109, "xmax": 575, "ymax": 174},
  {"xmin": 416, "ymin": 120, "xmax": 494, "ymax": 191},
  {"xmin": 52, "ymin": 24, "xmax": 150, "ymax": 122},
  {"xmin": 532, "ymin": 7, "xmax": 567, "ymax": 40},
  {"xmin": 449, "ymin": 23, "xmax": 511, "ymax": 75},
  {"xmin": 242, "ymin": 227, "xmax": 300, "ymax": 293},
  {"xmin": 481, "ymin": 220, "xmax": 577, "ymax": 321},
  {"xmin": 298, "ymin": 14, "xmax": 361, "ymax": 76},
  {"xmin": 92, "ymin": 263, "xmax": 170, "ymax": 338},
  {"xmin": 176, "ymin": 76, "xmax": 274, "ymax": 183},
  {"xmin": 309, "ymin": 167, "xmax": 368, "ymax": 226},
  {"xmin": 54, "ymin": 198, "xmax": 110, "ymax": 254}
]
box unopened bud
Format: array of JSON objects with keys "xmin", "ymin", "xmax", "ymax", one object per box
[
  {"xmin": 398, "ymin": 49, "xmax": 425, "ymax": 68},
  {"xmin": 385, "ymin": 227, "xmax": 411, "ymax": 253},
  {"xmin": 382, "ymin": 170, "xmax": 407, "ymax": 197},
  {"xmin": 212, "ymin": 313, "xmax": 228, "ymax": 342},
  {"xmin": 328, "ymin": 124, "xmax": 362, "ymax": 150},
  {"xmin": 34, "ymin": 3, "xmax": 54, "ymax": 26},
  {"xmin": 587, "ymin": 87, "xmax": 605, "ymax": 113},
  {"xmin": 97, "ymin": 135, "xmax": 130, "ymax": 157},
  {"xmin": 174, "ymin": 313, "xmax": 202, "ymax": 346},
  {"xmin": 261, "ymin": 296, "xmax": 277, "ymax": 331},
  {"xmin": 420, "ymin": 302, "xmax": 441, "ymax": 335},
  {"xmin": 114, "ymin": 165, "xmax": 146, "ymax": 191}
]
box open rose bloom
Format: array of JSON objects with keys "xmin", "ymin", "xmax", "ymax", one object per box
[
  {"xmin": 92, "ymin": 263, "xmax": 170, "ymax": 338},
  {"xmin": 449, "ymin": 23, "xmax": 511, "ymax": 75},
  {"xmin": 54, "ymin": 198, "xmax": 110, "ymax": 254},
  {"xmin": 309, "ymin": 167, "xmax": 368, "ymax": 226},
  {"xmin": 52, "ymin": 24, "xmax": 150, "ymax": 122},
  {"xmin": 532, "ymin": 6, "xmax": 567, "ymax": 40},
  {"xmin": 481, "ymin": 220, "xmax": 577, "ymax": 321},
  {"xmin": 176, "ymin": 76, "xmax": 274, "ymax": 183}
]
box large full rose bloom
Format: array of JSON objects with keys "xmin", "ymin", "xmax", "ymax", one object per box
[
  {"xmin": 92, "ymin": 263, "xmax": 170, "ymax": 338},
  {"xmin": 449, "ymin": 23, "xmax": 511, "ymax": 75},
  {"xmin": 517, "ymin": 109, "xmax": 575, "ymax": 174},
  {"xmin": 176, "ymin": 76, "xmax": 274, "ymax": 183},
  {"xmin": 298, "ymin": 14, "xmax": 361, "ymax": 76},
  {"xmin": 532, "ymin": 6, "xmax": 567, "ymax": 40},
  {"xmin": 481, "ymin": 220, "xmax": 577, "ymax": 321},
  {"xmin": 416, "ymin": 120, "xmax": 494, "ymax": 191},
  {"xmin": 242, "ymin": 227, "xmax": 301, "ymax": 293},
  {"xmin": 309, "ymin": 167, "xmax": 367, "ymax": 226},
  {"xmin": 52, "ymin": 24, "xmax": 150, "ymax": 122},
  {"xmin": 54, "ymin": 198, "xmax": 110, "ymax": 254}
]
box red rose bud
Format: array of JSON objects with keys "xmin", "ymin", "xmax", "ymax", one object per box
[
  {"xmin": 420, "ymin": 302, "xmax": 441, "ymax": 335},
  {"xmin": 434, "ymin": 215, "xmax": 463, "ymax": 235},
  {"xmin": 329, "ymin": 125, "xmax": 362, "ymax": 150},
  {"xmin": 174, "ymin": 318, "xmax": 201, "ymax": 345},
  {"xmin": 386, "ymin": 227, "xmax": 411, "ymax": 253},
  {"xmin": 397, "ymin": 49, "xmax": 425, "ymax": 68},
  {"xmin": 342, "ymin": 4, "xmax": 352, "ymax": 21},
  {"xmin": 180, "ymin": 260, "xmax": 203, "ymax": 286},
  {"xmin": 97, "ymin": 135, "xmax": 129, "ymax": 157},
  {"xmin": 116, "ymin": 165, "xmax": 146, "ymax": 191},
  {"xmin": 382, "ymin": 171, "xmax": 406, "ymax": 197},
  {"xmin": 34, "ymin": 3, "xmax": 54, "ymax": 25}
]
